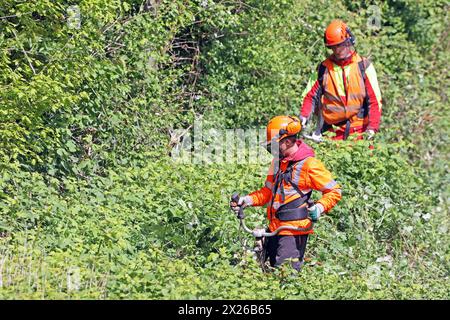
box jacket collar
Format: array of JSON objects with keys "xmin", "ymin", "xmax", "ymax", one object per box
[{"xmin": 281, "ymin": 140, "xmax": 315, "ymax": 163}]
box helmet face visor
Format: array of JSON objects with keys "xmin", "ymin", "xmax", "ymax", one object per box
[
  {"xmin": 264, "ymin": 140, "xmax": 280, "ymax": 157},
  {"xmin": 328, "ymin": 40, "xmax": 354, "ymax": 60},
  {"xmin": 265, "ymin": 143, "xmax": 272, "ymax": 153},
  {"xmin": 326, "ymin": 38, "xmax": 351, "ymax": 49}
]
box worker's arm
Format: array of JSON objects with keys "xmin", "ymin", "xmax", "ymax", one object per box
[
  {"xmin": 364, "ymin": 61, "xmax": 383, "ymax": 132},
  {"xmin": 300, "ymin": 64, "xmax": 323, "ymax": 119},
  {"xmin": 248, "ymin": 161, "xmax": 275, "ymax": 207},
  {"xmin": 304, "ymin": 158, "xmax": 342, "ymax": 213}
]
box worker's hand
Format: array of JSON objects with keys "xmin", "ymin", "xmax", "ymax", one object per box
[
  {"xmin": 252, "ymin": 228, "xmax": 266, "ymax": 238},
  {"xmin": 230, "ymin": 195, "xmax": 253, "ymax": 215},
  {"xmin": 366, "ymin": 129, "xmax": 375, "ymax": 140},
  {"xmin": 311, "ymin": 132, "xmax": 323, "ymax": 143},
  {"xmin": 300, "ymin": 116, "xmax": 308, "ymax": 127},
  {"xmin": 307, "ymin": 203, "xmax": 324, "ymax": 222}
]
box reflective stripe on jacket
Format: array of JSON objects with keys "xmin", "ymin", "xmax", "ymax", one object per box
[
  {"xmin": 249, "ymin": 155, "xmax": 342, "ymax": 236},
  {"xmin": 300, "ymin": 52, "xmax": 382, "ymax": 132},
  {"xmin": 322, "ymin": 54, "xmax": 366, "ymax": 126}
]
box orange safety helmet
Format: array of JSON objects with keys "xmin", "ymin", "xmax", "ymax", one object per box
[
  {"xmin": 324, "ymin": 20, "xmax": 355, "ymax": 47},
  {"xmin": 265, "ymin": 115, "xmax": 302, "ymax": 146}
]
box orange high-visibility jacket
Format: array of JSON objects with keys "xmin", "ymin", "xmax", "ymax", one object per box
[
  {"xmin": 249, "ymin": 152, "xmax": 342, "ymax": 236},
  {"xmin": 301, "ymin": 52, "xmax": 382, "ymax": 132}
]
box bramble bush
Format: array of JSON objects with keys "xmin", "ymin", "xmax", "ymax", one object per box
[{"xmin": 0, "ymin": 0, "xmax": 448, "ymax": 299}]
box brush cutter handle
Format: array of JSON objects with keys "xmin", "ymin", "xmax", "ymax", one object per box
[
  {"xmin": 301, "ymin": 133, "xmax": 323, "ymax": 143},
  {"xmin": 231, "ymin": 192, "xmax": 245, "ymax": 219},
  {"xmin": 231, "ymin": 192, "xmax": 316, "ymax": 237}
]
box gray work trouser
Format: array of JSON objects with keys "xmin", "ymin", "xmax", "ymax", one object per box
[{"xmin": 265, "ymin": 234, "xmax": 309, "ymax": 271}]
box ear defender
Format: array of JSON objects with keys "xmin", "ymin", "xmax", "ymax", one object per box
[
  {"xmin": 346, "ymin": 26, "xmax": 356, "ymax": 46},
  {"xmin": 280, "ymin": 116, "xmax": 302, "ymax": 136}
]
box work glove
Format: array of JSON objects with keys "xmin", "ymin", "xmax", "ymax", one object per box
[
  {"xmin": 252, "ymin": 228, "xmax": 267, "ymax": 238},
  {"xmin": 366, "ymin": 129, "xmax": 375, "ymax": 140},
  {"xmin": 308, "ymin": 203, "xmax": 324, "ymax": 222},
  {"xmin": 230, "ymin": 195, "xmax": 253, "ymax": 215},
  {"xmin": 311, "ymin": 132, "xmax": 323, "ymax": 143},
  {"xmin": 300, "ymin": 116, "xmax": 308, "ymax": 127}
]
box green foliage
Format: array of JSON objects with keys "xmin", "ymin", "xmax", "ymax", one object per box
[
  {"xmin": 0, "ymin": 143, "xmax": 448, "ymax": 298},
  {"xmin": 0, "ymin": 0, "xmax": 448, "ymax": 299}
]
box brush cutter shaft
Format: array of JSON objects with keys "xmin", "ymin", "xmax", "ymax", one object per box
[
  {"xmin": 231, "ymin": 193, "xmax": 314, "ymax": 237},
  {"xmin": 240, "ymin": 218, "xmax": 312, "ymax": 237}
]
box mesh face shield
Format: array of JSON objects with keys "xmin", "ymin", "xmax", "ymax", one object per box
[
  {"xmin": 265, "ymin": 141, "xmax": 280, "ymax": 157},
  {"xmin": 328, "ymin": 40, "xmax": 354, "ymax": 61}
]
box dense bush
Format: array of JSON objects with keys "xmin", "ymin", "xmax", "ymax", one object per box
[
  {"xmin": 0, "ymin": 141, "xmax": 448, "ymax": 298},
  {"xmin": 0, "ymin": 0, "xmax": 448, "ymax": 299}
]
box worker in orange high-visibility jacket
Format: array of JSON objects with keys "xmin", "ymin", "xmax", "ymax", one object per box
[
  {"xmin": 230, "ymin": 115, "xmax": 342, "ymax": 271},
  {"xmin": 300, "ymin": 20, "xmax": 382, "ymax": 141}
]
